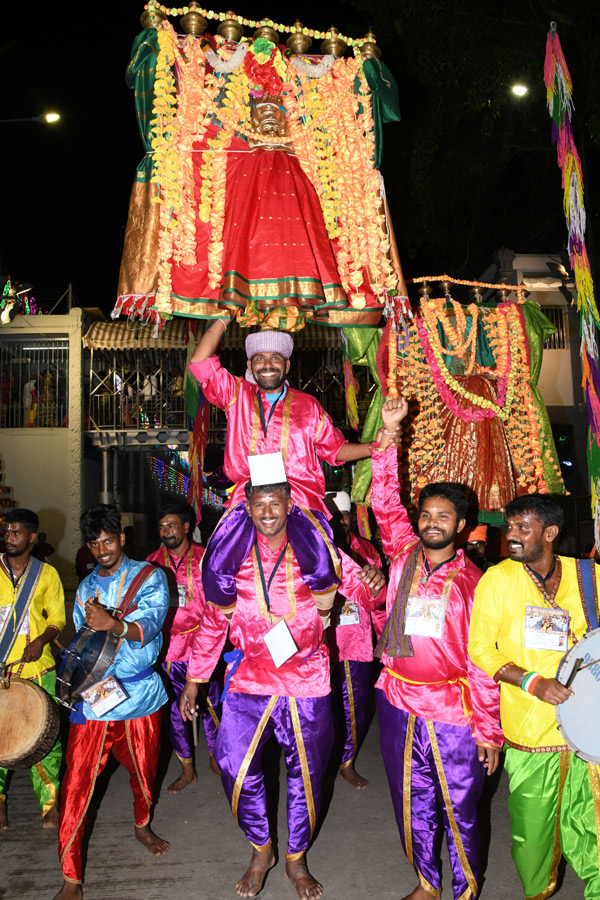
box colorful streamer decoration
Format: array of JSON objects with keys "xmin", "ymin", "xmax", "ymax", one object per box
[{"xmin": 544, "ymin": 22, "xmax": 600, "ymax": 539}]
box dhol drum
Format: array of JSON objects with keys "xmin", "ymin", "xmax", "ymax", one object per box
[
  {"xmin": 556, "ymin": 626, "xmax": 600, "ymax": 764},
  {"xmin": 0, "ymin": 673, "xmax": 60, "ymax": 769},
  {"xmin": 56, "ymin": 626, "xmax": 119, "ymax": 709}
]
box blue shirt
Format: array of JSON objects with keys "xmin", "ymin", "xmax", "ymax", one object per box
[{"xmin": 75, "ymin": 556, "xmax": 169, "ymax": 721}]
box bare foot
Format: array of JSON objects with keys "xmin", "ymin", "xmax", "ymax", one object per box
[
  {"xmin": 52, "ymin": 881, "xmax": 83, "ymax": 900},
  {"xmin": 285, "ymin": 856, "xmax": 323, "ymax": 900},
  {"xmin": 0, "ymin": 798, "xmax": 7, "ymax": 829},
  {"xmin": 167, "ymin": 759, "xmax": 197, "ymax": 794},
  {"xmin": 338, "ymin": 764, "xmax": 369, "ymax": 790},
  {"xmin": 135, "ymin": 824, "xmax": 169, "ymax": 856},
  {"xmin": 209, "ymin": 753, "xmax": 222, "ymax": 776},
  {"xmin": 42, "ymin": 804, "xmax": 59, "ymax": 829},
  {"xmin": 400, "ymin": 886, "xmax": 432, "ymax": 900},
  {"xmin": 236, "ymin": 845, "xmax": 276, "ymax": 897}
]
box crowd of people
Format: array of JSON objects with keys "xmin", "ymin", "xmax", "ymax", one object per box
[{"xmin": 0, "ymin": 323, "xmax": 599, "ymax": 900}]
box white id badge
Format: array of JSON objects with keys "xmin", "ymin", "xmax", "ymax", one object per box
[
  {"xmin": 523, "ymin": 605, "xmax": 569, "ymax": 652},
  {"xmin": 81, "ymin": 674, "xmax": 129, "ymax": 716},
  {"xmin": 403, "ymin": 593, "xmax": 447, "ymax": 638},
  {"xmin": 0, "ymin": 604, "xmax": 29, "ymax": 635},
  {"xmin": 263, "ymin": 619, "xmax": 298, "ymax": 668},
  {"xmin": 177, "ymin": 584, "xmax": 188, "ymax": 608},
  {"xmin": 248, "ymin": 452, "xmax": 286, "ymax": 486},
  {"xmin": 338, "ymin": 600, "xmax": 361, "ymax": 627}
]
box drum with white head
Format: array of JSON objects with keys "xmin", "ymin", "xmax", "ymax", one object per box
[{"xmin": 555, "ymin": 626, "xmax": 600, "ymax": 764}]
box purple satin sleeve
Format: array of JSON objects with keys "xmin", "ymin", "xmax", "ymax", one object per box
[{"xmin": 202, "ymin": 503, "xmax": 341, "ymax": 610}]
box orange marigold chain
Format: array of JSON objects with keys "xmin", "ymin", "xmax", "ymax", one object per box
[{"xmin": 409, "ymin": 274, "xmax": 526, "ymax": 303}]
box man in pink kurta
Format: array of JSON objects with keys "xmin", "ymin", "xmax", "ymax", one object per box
[
  {"xmin": 326, "ymin": 490, "xmax": 386, "ymax": 789},
  {"xmin": 371, "ymin": 398, "xmax": 502, "ymax": 900},
  {"xmin": 188, "ymin": 324, "xmax": 376, "ymax": 616},
  {"xmin": 180, "ymin": 480, "xmax": 384, "ymax": 900},
  {"xmin": 146, "ymin": 502, "xmax": 220, "ymax": 791}
]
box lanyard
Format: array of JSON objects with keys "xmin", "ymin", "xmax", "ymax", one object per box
[
  {"xmin": 255, "ymin": 539, "xmax": 288, "ymax": 612},
  {"xmin": 422, "ymin": 550, "xmax": 456, "ymax": 579},
  {"xmin": 3, "ymin": 555, "xmax": 25, "ymax": 591},
  {"xmin": 258, "ymin": 388, "xmax": 285, "ymax": 438},
  {"xmin": 168, "ymin": 544, "xmax": 190, "ymax": 576}
]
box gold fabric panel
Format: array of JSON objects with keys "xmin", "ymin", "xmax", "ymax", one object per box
[{"xmin": 117, "ymin": 180, "xmax": 160, "ymax": 298}]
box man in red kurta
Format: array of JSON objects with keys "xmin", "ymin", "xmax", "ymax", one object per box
[
  {"xmin": 146, "ymin": 502, "xmax": 221, "ymax": 791},
  {"xmin": 180, "ymin": 480, "xmax": 384, "ymax": 900},
  {"xmin": 372, "ymin": 398, "xmax": 502, "ymax": 900},
  {"xmin": 188, "ymin": 323, "xmax": 375, "ymax": 615}
]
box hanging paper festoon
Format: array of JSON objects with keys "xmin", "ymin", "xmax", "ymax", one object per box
[{"xmin": 544, "ymin": 22, "xmax": 600, "ymax": 540}]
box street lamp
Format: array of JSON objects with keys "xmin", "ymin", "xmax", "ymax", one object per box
[
  {"xmin": 0, "ymin": 112, "xmax": 60, "ymax": 125},
  {"xmin": 511, "ymin": 84, "xmax": 528, "ymax": 97}
]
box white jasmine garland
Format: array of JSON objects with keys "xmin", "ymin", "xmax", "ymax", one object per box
[
  {"xmin": 205, "ymin": 41, "xmax": 249, "ymax": 74},
  {"xmin": 289, "ymin": 55, "xmax": 335, "ymax": 78}
]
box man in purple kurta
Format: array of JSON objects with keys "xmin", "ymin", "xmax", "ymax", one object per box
[
  {"xmin": 326, "ymin": 490, "xmax": 386, "ymax": 789},
  {"xmin": 146, "ymin": 502, "xmax": 222, "ymax": 790},
  {"xmin": 372, "ymin": 399, "xmax": 503, "ymax": 900},
  {"xmin": 180, "ymin": 480, "xmax": 384, "ymax": 900}
]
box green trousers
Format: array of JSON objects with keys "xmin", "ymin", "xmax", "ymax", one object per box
[
  {"xmin": 0, "ymin": 669, "xmax": 61, "ymax": 818},
  {"xmin": 505, "ymin": 746, "xmax": 600, "ymax": 900}
]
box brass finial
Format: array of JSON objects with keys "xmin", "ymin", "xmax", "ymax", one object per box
[
  {"xmin": 286, "ymin": 20, "xmax": 312, "ymax": 54},
  {"xmin": 140, "ymin": 5, "xmax": 167, "ymax": 28},
  {"xmin": 418, "ymin": 282, "xmax": 432, "ymax": 298},
  {"xmin": 253, "ymin": 20, "xmax": 279, "ymax": 43},
  {"xmin": 217, "ymin": 10, "xmax": 244, "ymax": 42},
  {"xmin": 360, "ymin": 28, "xmax": 382, "ymax": 59},
  {"xmin": 180, "ymin": 1, "xmax": 207, "ymax": 35},
  {"xmin": 321, "ymin": 26, "xmax": 347, "ymax": 57}
]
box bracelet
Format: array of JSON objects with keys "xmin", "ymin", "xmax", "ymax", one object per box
[
  {"xmin": 520, "ymin": 671, "xmax": 541, "ymax": 694},
  {"xmin": 382, "ymin": 429, "xmax": 399, "ymax": 435},
  {"xmin": 118, "ymin": 620, "xmax": 129, "ymax": 639},
  {"xmin": 526, "ymin": 674, "xmax": 543, "ymax": 695},
  {"xmin": 494, "ymin": 661, "xmax": 516, "ymax": 683}
]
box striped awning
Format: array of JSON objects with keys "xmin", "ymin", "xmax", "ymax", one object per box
[{"xmin": 82, "ymin": 319, "xmax": 197, "ymax": 351}]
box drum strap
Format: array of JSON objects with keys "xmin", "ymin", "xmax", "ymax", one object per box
[
  {"xmin": 0, "ymin": 556, "xmax": 44, "ymax": 665},
  {"xmin": 576, "ymin": 558, "xmax": 600, "ymax": 632},
  {"xmin": 114, "ymin": 564, "xmax": 156, "ymax": 621}
]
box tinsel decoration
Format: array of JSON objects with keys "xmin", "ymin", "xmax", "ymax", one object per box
[
  {"xmin": 356, "ymin": 503, "xmax": 371, "ymax": 540},
  {"xmin": 342, "ymin": 342, "xmax": 360, "ymax": 431},
  {"xmin": 544, "ymin": 22, "xmax": 600, "ymax": 539}
]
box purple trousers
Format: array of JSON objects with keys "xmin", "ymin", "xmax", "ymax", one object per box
[
  {"xmin": 332, "ymin": 660, "xmax": 372, "ymax": 768},
  {"xmin": 376, "ymin": 689, "xmax": 485, "ymax": 899},
  {"xmin": 215, "ymin": 692, "xmax": 334, "ymax": 857},
  {"xmin": 162, "ymin": 660, "xmax": 222, "ymax": 759}
]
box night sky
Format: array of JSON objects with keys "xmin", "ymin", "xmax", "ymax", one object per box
[{"xmin": 1, "ymin": 1, "xmax": 597, "ymax": 314}]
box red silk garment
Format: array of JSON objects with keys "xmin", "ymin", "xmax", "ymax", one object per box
[
  {"xmin": 58, "ymin": 710, "xmax": 162, "ymax": 883},
  {"xmin": 439, "ymin": 373, "xmax": 517, "ymax": 512}
]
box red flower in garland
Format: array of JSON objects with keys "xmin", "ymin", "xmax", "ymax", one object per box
[{"xmin": 244, "ymin": 47, "xmax": 284, "ymax": 98}]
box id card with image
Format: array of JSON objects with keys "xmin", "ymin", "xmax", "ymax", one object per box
[
  {"xmin": 523, "ymin": 605, "xmax": 569, "ymax": 652},
  {"xmin": 177, "ymin": 584, "xmax": 188, "ymax": 607},
  {"xmin": 338, "ymin": 600, "xmax": 361, "ymax": 627},
  {"xmin": 263, "ymin": 618, "xmax": 298, "ymax": 668},
  {"xmin": 403, "ymin": 593, "xmax": 447, "ymax": 639},
  {"xmin": 81, "ymin": 674, "xmax": 129, "ymax": 717}
]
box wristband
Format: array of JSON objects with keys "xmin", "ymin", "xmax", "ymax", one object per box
[
  {"xmin": 383, "ymin": 429, "xmax": 399, "ymax": 435},
  {"xmin": 118, "ymin": 620, "xmax": 129, "ymax": 639},
  {"xmin": 526, "ymin": 674, "xmax": 543, "ymax": 695},
  {"xmin": 520, "ymin": 671, "xmax": 540, "ymax": 694}
]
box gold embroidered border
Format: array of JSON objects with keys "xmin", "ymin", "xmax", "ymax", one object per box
[
  {"xmin": 418, "ymin": 871, "xmax": 441, "ymax": 897},
  {"xmin": 286, "ymin": 850, "xmax": 305, "ymax": 861},
  {"xmin": 313, "ymin": 412, "xmax": 327, "ymax": 445},
  {"xmin": 504, "ymin": 739, "xmax": 569, "ymax": 754},
  {"xmin": 526, "ymin": 751, "xmax": 570, "ymax": 900},
  {"xmin": 249, "ymin": 393, "xmax": 262, "ymax": 456},
  {"xmin": 586, "ymin": 762, "xmax": 600, "ymax": 876},
  {"xmin": 289, "ymin": 697, "xmax": 316, "ymax": 838},
  {"xmin": 231, "ymin": 696, "xmax": 278, "ymax": 823},
  {"xmin": 60, "ymin": 722, "xmax": 109, "ymax": 867},
  {"xmin": 252, "ymin": 840, "xmax": 272, "ymax": 852},
  {"xmin": 35, "ymin": 761, "xmax": 58, "ymax": 817},
  {"xmin": 300, "ymin": 507, "xmax": 342, "ymax": 583},
  {"xmin": 403, "ymin": 714, "xmax": 416, "ymax": 865},
  {"xmin": 125, "ymin": 719, "xmax": 152, "ymax": 812},
  {"xmin": 426, "ymin": 720, "xmax": 478, "ymax": 899},
  {"xmin": 343, "ymin": 660, "xmax": 357, "ymax": 757},
  {"xmin": 280, "ymin": 391, "xmax": 292, "ymax": 466},
  {"xmin": 199, "ymin": 683, "xmax": 221, "ymax": 729},
  {"xmin": 224, "ymin": 377, "xmax": 242, "ymax": 413}
]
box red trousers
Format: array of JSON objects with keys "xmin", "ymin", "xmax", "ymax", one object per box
[{"xmin": 58, "ymin": 709, "xmax": 162, "ymax": 883}]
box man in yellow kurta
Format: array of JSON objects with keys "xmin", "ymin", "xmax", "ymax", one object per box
[
  {"xmin": 469, "ymin": 494, "xmax": 600, "ymax": 900},
  {"xmin": 0, "ymin": 509, "xmax": 65, "ymax": 828}
]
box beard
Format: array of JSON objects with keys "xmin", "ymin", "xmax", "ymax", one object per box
[
  {"xmin": 254, "ymin": 370, "xmax": 285, "ymax": 391},
  {"xmin": 420, "ymin": 529, "xmax": 457, "ymax": 551},
  {"xmin": 507, "ymin": 538, "xmax": 545, "ymax": 564}
]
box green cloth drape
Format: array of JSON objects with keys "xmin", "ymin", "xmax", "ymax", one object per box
[
  {"xmin": 343, "ymin": 327, "xmax": 383, "ymax": 503},
  {"xmin": 127, "ymin": 29, "xmax": 160, "ymax": 184},
  {"xmin": 356, "ymin": 58, "xmax": 401, "ymax": 171}
]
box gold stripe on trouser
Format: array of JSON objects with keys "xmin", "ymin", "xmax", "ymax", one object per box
[
  {"xmin": 125, "ymin": 719, "xmax": 152, "ymax": 823},
  {"xmin": 34, "ymin": 761, "xmax": 59, "ymax": 817},
  {"xmin": 231, "ymin": 696, "xmax": 278, "ymax": 823},
  {"xmin": 527, "ymin": 751, "xmax": 571, "ymax": 900},
  {"xmin": 425, "ymin": 720, "xmax": 478, "ymax": 899},
  {"xmin": 199, "ymin": 684, "xmax": 221, "ymax": 729},
  {"xmin": 289, "ymin": 697, "xmax": 316, "ymax": 837},
  {"xmin": 344, "ymin": 660, "xmax": 357, "ymax": 761},
  {"xmin": 418, "ymin": 872, "xmax": 441, "ymax": 897},
  {"xmin": 403, "ymin": 714, "xmax": 416, "ymax": 865},
  {"xmin": 60, "ymin": 722, "xmax": 109, "ymax": 871},
  {"xmin": 588, "ymin": 763, "xmax": 600, "ymax": 871}
]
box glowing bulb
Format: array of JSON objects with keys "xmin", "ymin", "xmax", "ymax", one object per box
[
  {"xmin": 44, "ymin": 113, "xmax": 60, "ymax": 123},
  {"xmin": 511, "ymin": 84, "xmax": 528, "ymax": 97}
]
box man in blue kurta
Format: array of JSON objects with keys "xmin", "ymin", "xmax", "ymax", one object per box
[{"xmin": 54, "ymin": 504, "xmax": 170, "ymax": 900}]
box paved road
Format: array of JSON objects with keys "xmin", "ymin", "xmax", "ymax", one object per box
[{"xmin": 1, "ymin": 711, "xmax": 584, "ymax": 900}]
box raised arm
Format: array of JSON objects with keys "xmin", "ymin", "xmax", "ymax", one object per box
[
  {"xmin": 190, "ymin": 315, "xmax": 231, "ymax": 364},
  {"xmin": 371, "ymin": 397, "xmax": 416, "ymax": 561}
]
